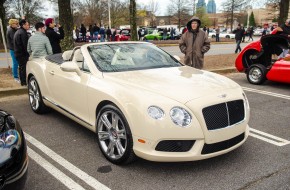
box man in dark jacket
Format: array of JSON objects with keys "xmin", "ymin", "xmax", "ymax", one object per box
[
  {"xmin": 13, "ymin": 19, "xmax": 30, "ymax": 86},
  {"xmin": 6, "ymin": 19, "xmax": 19, "ymax": 82},
  {"xmin": 233, "ymin": 25, "xmax": 244, "ymax": 53},
  {"xmin": 45, "ymin": 18, "xmax": 64, "ymax": 54},
  {"xmin": 278, "ymin": 19, "xmax": 290, "ymax": 58}
]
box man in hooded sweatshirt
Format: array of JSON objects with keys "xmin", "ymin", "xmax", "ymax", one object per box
[{"xmin": 179, "ymin": 17, "xmax": 210, "ymax": 69}]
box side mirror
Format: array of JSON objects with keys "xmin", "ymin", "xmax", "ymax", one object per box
[
  {"xmin": 60, "ymin": 61, "xmax": 81, "ymax": 76},
  {"xmin": 173, "ymin": 55, "xmax": 181, "ymax": 61}
]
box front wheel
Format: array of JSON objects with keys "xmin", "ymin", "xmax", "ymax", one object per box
[
  {"xmin": 96, "ymin": 104, "xmax": 136, "ymax": 165},
  {"xmin": 28, "ymin": 76, "xmax": 49, "ymax": 114},
  {"xmin": 247, "ymin": 64, "xmax": 267, "ymax": 85}
]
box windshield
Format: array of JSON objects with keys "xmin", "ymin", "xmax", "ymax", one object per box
[{"xmin": 87, "ymin": 43, "xmax": 181, "ymax": 72}]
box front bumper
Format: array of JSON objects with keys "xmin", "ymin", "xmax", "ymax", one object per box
[{"xmin": 133, "ymin": 125, "xmax": 249, "ymax": 162}]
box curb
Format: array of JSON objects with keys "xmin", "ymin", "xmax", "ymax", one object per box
[
  {"xmin": 155, "ymin": 41, "xmax": 235, "ymax": 47},
  {"xmin": 0, "ymin": 68, "xmax": 237, "ymax": 98},
  {"xmin": 0, "ymin": 87, "xmax": 27, "ymax": 98}
]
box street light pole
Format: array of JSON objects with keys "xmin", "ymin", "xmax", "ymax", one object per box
[{"xmin": 108, "ymin": 0, "xmax": 111, "ymax": 28}]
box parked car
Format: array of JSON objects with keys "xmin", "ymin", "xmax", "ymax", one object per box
[
  {"xmin": 253, "ymin": 28, "xmax": 263, "ymax": 36},
  {"xmin": 210, "ymin": 32, "xmax": 235, "ymax": 39},
  {"xmin": 143, "ymin": 30, "xmax": 170, "ymax": 40},
  {"xmin": 0, "ymin": 110, "xmax": 28, "ymax": 190},
  {"xmin": 26, "ymin": 42, "xmax": 250, "ymax": 165},
  {"xmin": 235, "ymin": 30, "xmax": 290, "ymax": 85},
  {"xmin": 115, "ymin": 29, "xmax": 131, "ymax": 41}
]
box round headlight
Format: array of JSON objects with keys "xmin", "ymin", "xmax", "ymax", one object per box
[
  {"xmin": 170, "ymin": 107, "xmax": 192, "ymax": 127},
  {"xmin": 147, "ymin": 106, "xmax": 165, "ymax": 120}
]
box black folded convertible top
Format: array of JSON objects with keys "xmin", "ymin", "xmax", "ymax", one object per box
[{"xmin": 45, "ymin": 53, "xmax": 64, "ymax": 65}]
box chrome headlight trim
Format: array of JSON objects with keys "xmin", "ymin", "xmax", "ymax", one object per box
[
  {"xmin": 170, "ymin": 107, "xmax": 192, "ymax": 127},
  {"xmin": 147, "ymin": 106, "xmax": 165, "ymax": 120}
]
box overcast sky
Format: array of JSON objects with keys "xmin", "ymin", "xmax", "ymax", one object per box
[{"xmin": 137, "ymin": 0, "xmax": 225, "ymax": 16}]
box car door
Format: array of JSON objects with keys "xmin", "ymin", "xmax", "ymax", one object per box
[{"xmin": 46, "ymin": 49, "xmax": 90, "ymax": 123}]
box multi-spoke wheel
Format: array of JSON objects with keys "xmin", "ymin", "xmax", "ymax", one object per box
[
  {"xmin": 28, "ymin": 76, "xmax": 49, "ymax": 114},
  {"xmin": 96, "ymin": 104, "xmax": 136, "ymax": 164},
  {"xmin": 247, "ymin": 64, "xmax": 267, "ymax": 85}
]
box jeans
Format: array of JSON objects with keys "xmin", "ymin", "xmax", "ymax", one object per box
[
  {"xmin": 216, "ymin": 34, "xmax": 220, "ymax": 42},
  {"xmin": 235, "ymin": 40, "xmax": 242, "ymax": 53},
  {"xmin": 278, "ymin": 49, "xmax": 289, "ymax": 58},
  {"xmin": 9, "ymin": 50, "xmax": 19, "ymax": 79},
  {"xmin": 100, "ymin": 34, "xmax": 105, "ymax": 42},
  {"xmin": 94, "ymin": 32, "xmax": 99, "ymax": 42}
]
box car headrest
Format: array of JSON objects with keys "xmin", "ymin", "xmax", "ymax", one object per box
[
  {"xmin": 62, "ymin": 50, "xmax": 73, "ymax": 61},
  {"xmin": 74, "ymin": 49, "xmax": 83, "ymax": 62}
]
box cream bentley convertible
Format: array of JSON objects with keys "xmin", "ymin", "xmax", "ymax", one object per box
[{"xmin": 26, "ymin": 42, "xmax": 250, "ymax": 164}]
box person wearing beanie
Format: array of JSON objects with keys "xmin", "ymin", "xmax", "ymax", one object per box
[
  {"xmin": 27, "ymin": 22, "xmax": 53, "ymax": 58},
  {"xmin": 6, "ymin": 19, "xmax": 19, "ymax": 82},
  {"xmin": 179, "ymin": 16, "xmax": 210, "ymax": 69},
  {"xmin": 45, "ymin": 18, "xmax": 64, "ymax": 54},
  {"xmin": 13, "ymin": 19, "xmax": 30, "ymax": 86}
]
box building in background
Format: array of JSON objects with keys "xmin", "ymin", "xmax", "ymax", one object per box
[
  {"xmin": 207, "ymin": 0, "xmax": 216, "ymax": 14},
  {"xmin": 196, "ymin": 0, "xmax": 206, "ymax": 10}
]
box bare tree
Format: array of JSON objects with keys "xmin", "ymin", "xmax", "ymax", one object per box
[
  {"xmin": 166, "ymin": 0, "xmax": 191, "ymax": 29},
  {"xmin": 130, "ymin": 0, "xmax": 137, "ymax": 41},
  {"xmin": 221, "ymin": 0, "xmax": 248, "ymax": 31},
  {"xmin": 0, "ymin": 0, "xmax": 8, "ymax": 45},
  {"xmin": 278, "ymin": 0, "xmax": 289, "ymax": 25},
  {"xmin": 58, "ymin": 0, "xmax": 74, "ymax": 51},
  {"xmin": 7, "ymin": 0, "xmax": 45, "ymax": 23},
  {"xmin": 146, "ymin": 0, "xmax": 159, "ymax": 27}
]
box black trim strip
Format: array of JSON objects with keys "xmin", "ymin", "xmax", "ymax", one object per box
[{"xmin": 43, "ymin": 97, "xmax": 92, "ymax": 127}]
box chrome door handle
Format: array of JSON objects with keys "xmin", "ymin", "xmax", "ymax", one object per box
[{"xmin": 49, "ymin": 71, "xmax": 54, "ymax": 75}]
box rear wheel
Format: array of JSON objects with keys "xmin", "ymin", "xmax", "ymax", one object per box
[
  {"xmin": 96, "ymin": 104, "xmax": 136, "ymax": 165},
  {"xmin": 226, "ymin": 35, "xmax": 230, "ymax": 38},
  {"xmin": 247, "ymin": 64, "xmax": 267, "ymax": 85},
  {"xmin": 154, "ymin": 37, "xmax": 158, "ymax": 40},
  {"xmin": 212, "ymin": 35, "xmax": 215, "ymax": 38},
  {"xmin": 143, "ymin": 37, "xmax": 147, "ymax": 41}
]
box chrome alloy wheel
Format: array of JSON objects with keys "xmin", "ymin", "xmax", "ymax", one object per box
[
  {"xmin": 98, "ymin": 111, "xmax": 127, "ymax": 160},
  {"xmin": 28, "ymin": 79, "xmax": 40, "ymax": 111},
  {"xmin": 249, "ymin": 67, "xmax": 262, "ymax": 83}
]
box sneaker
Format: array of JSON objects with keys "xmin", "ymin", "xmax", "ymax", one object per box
[{"xmin": 14, "ymin": 78, "xmax": 20, "ymax": 83}]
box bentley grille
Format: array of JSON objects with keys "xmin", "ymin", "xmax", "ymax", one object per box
[{"xmin": 202, "ymin": 100, "xmax": 245, "ymax": 130}]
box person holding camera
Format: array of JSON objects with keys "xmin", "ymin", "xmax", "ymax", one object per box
[{"xmin": 45, "ymin": 18, "xmax": 64, "ymax": 54}]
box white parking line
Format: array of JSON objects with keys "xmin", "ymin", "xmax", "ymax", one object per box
[
  {"xmin": 25, "ymin": 132, "xmax": 110, "ymax": 190},
  {"xmin": 250, "ymin": 128, "xmax": 290, "ymax": 146},
  {"xmin": 242, "ymin": 87, "xmax": 290, "ymax": 100},
  {"xmin": 27, "ymin": 147, "xmax": 86, "ymax": 190}
]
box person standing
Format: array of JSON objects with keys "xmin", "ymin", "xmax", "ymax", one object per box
[
  {"xmin": 278, "ymin": 19, "xmax": 290, "ymax": 58},
  {"xmin": 106, "ymin": 27, "xmax": 112, "ymax": 41},
  {"xmin": 99, "ymin": 26, "xmax": 105, "ymax": 42},
  {"xmin": 13, "ymin": 19, "xmax": 30, "ymax": 86},
  {"xmin": 75, "ymin": 26, "xmax": 80, "ymax": 42},
  {"xmin": 45, "ymin": 18, "xmax": 64, "ymax": 54},
  {"xmin": 163, "ymin": 28, "xmax": 168, "ymax": 40},
  {"xmin": 93, "ymin": 24, "xmax": 100, "ymax": 42},
  {"xmin": 89, "ymin": 24, "xmax": 93, "ymax": 42},
  {"xmin": 170, "ymin": 27, "xmax": 175, "ymax": 40},
  {"xmin": 215, "ymin": 26, "xmax": 220, "ymax": 42},
  {"xmin": 27, "ymin": 22, "xmax": 53, "ymax": 58},
  {"xmin": 247, "ymin": 27, "xmax": 254, "ymax": 41},
  {"xmin": 179, "ymin": 16, "xmax": 211, "ymax": 69},
  {"xmin": 6, "ymin": 19, "xmax": 19, "ymax": 82},
  {"xmin": 233, "ymin": 24, "xmax": 244, "ymax": 54},
  {"xmin": 80, "ymin": 24, "xmax": 87, "ymax": 42}
]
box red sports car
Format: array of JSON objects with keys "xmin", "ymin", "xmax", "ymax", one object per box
[
  {"xmin": 235, "ymin": 30, "xmax": 290, "ymax": 85},
  {"xmin": 115, "ymin": 29, "xmax": 131, "ymax": 41}
]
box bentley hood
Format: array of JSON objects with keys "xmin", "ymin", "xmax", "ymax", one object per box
[{"xmin": 104, "ymin": 66, "xmax": 240, "ymax": 104}]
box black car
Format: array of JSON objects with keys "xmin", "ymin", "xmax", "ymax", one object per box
[{"xmin": 0, "ymin": 110, "xmax": 28, "ymax": 190}]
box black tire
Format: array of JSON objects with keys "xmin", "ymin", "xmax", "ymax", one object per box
[
  {"xmin": 154, "ymin": 37, "xmax": 158, "ymax": 41},
  {"xmin": 143, "ymin": 37, "xmax": 147, "ymax": 41},
  {"xmin": 246, "ymin": 64, "xmax": 267, "ymax": 85},
  {"xmin": 226, "ymin": 35, "xmax": 230, "ymax": 39},
  {"xmin": 28, "ymin": 76, "xmax": 49, "ymax": 114},
  {"xmin": 212, "ymin": 35, "xmax": 215, "ymax": 38},
  {"xmin": 96, "ymin": 104, "xmax": 136, "ymax": 165}
]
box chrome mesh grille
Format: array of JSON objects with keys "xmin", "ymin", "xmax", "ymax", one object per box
[{"xmin": 202, "ymin": 100, "xmax": 245, "ymax": 130}]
